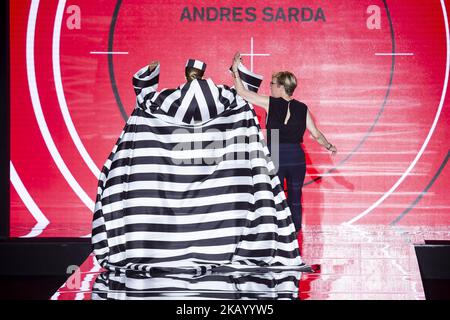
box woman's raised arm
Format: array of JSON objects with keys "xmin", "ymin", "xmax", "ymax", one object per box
[{"xmin": 231, "ymin": 52, "xmax": 269, "ymax": 112}]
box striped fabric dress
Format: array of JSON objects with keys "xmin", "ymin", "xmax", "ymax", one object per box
[{"xmin": 91, "ymin": 62, "xmax": 308, "ymax": 274}]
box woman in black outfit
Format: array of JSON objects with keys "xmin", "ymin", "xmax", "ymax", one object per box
[{"xmin": 231, "ymin": 52, "xmax": 337, "ymax": 231}]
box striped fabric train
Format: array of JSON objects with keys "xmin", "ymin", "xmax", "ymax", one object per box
[
  {"xmin": 91, "ymin": 61, "xmax": 309, "ymax": 273},
  {"xmin": 91, "ymin": 270, "xmax": 302, "ymax": 300}
]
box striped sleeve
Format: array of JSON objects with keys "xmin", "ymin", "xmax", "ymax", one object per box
[
  {"xmin": 232, "ymin": 62, "xmax": 263, "ymax": 93},
  {"xmin": 133, "ymin": 63, "xmax": 160, "ymax": 110}
]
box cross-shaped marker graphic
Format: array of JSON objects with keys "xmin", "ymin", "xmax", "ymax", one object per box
[{"xmin": 240, "ymin": 37, "xmax": 271, "ymax": 72}]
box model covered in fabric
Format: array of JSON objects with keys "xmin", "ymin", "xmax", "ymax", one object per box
[{"xmin": 91, "ymin": 58, "xmax": 310, "ymax": 274}]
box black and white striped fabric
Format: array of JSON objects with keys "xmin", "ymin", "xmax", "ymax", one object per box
[
  {"xmin": 91, "ymin": 270, "xmax": 302, "ymax": 300},
  {"xmin": 91, "ymin": 61, "xmax": 307, "ymax": 273}
]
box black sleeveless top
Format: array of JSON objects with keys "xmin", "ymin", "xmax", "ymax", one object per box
[{"xmin": 266, "ymin": 96, "xmax": 308, "ymax": 145}]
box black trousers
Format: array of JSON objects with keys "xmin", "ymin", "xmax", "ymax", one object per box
[{"xmin": 270, "ymin": 143, "xmax": 306, "ymax": 231}]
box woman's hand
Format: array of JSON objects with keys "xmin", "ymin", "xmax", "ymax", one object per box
[
  {"xmin": 149, "ymin": 60, "xmax": 159, "ymax": 71},
  {"xmin": 232, "ymin": 52, "xmax": 241, "ymax": 72}
]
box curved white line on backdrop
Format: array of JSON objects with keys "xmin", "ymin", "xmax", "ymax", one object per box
[
  {"xmin": 10, "ymin": 161, "xmax": 50, "ymax": 237},
  {"xmin": 53, "ymin": 0, "xmax": 102, "ymax": 178},
  {"xmin": 21, "ymin": 222, "xmax": 47, "ymax": 238},
  {"xmin": 27, "ymin": 0, "xmax": 95, "ymax": 211},
  {"xmin": 345, "ymin": 0, "xmax": 449, "ymax": 224}
]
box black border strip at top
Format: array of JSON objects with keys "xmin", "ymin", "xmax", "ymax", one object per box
[{"xmin": 1, "ymin": 0, "xmax": 11, "ymax": 239}]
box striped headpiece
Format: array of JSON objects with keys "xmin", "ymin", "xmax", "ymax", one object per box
[{"xmin": 185, "ymin": 59, "xmax": 207, "ymax": 71}]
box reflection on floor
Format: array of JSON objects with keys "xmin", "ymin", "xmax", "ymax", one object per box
[{"xmin": 51, "ymin": 225, "xmax": 450, "ymax": 300}]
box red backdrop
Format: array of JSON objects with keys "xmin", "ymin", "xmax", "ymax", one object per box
[{"xmin": 10, "ymin": 0, "xmax": 450, "ymax": 237}]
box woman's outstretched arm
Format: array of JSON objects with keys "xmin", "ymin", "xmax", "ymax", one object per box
[
  {"xmin": 231, "ymin": 52, "xmax": 269, "ymax": 112},
  {"xmin": 306, "ymin": 109, "xmax": 337, "ymax": 155}
]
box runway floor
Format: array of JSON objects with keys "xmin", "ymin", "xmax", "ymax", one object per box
[{"xmin": 50, "ymin": 224, "xmax": 450, "ymax": 300}]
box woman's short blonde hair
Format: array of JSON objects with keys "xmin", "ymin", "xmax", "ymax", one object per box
[{"xmin": 272, "ymin": 71, "xmax": 297, "ymax": 96}]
